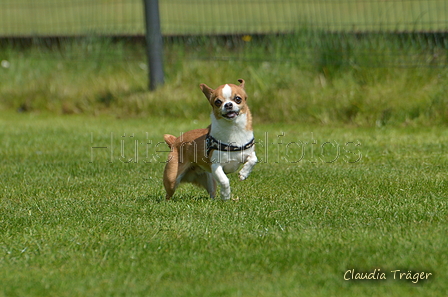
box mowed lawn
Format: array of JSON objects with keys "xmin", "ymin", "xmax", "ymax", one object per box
[
  {"xmin": 1, "ymin": 112, "xmax": 447, "ymax": 296},
  {"xmin": 0, "ymin": 0, "xmax": 447, "ymax": 36}
]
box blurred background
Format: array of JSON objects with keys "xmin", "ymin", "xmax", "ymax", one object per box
[{"xmin": 1, "ymin": 0, "xmax": 447, "ymax": 125}]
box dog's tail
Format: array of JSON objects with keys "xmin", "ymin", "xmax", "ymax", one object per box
[{"xmin": 164, "ymin": 134, "xmax": 177, "ymax": 148}]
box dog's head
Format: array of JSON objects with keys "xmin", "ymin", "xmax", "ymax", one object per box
[{"xmin": 200, "ymin": 79, "xmax": 248, "ymax": 121}]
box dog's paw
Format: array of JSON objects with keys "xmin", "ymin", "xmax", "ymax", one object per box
[
  {"xmin": 220, "ymin": 188, "xmax": 231, "ymax": 200},
  {"xmin": 221, "ymin": 194, "xmax": 231, "ymax": 201},
  {"xmin": 239, "ymin": 167, "xmax": 251, "ymax": 180},
  {"xmin": 239, "ymin": 172, "xmax": 248, "ymax": 181}
]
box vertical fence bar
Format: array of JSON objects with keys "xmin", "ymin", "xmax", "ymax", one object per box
[{"xmin": 143, "ymin": 0, "xmax": 164, "ymax": 91}]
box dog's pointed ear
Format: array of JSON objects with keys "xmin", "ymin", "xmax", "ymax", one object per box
[
  {"xmin": 238, "ymin": 79, "xmax": 245, "ymax": 89},
  {"xmin": 200, "ymin": 83, "xmax": 214, "ymax": 100}
]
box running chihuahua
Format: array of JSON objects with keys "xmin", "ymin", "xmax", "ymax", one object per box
[{"xmin": 163, "ymin": 79, "xmax": 257, "ymax": 200}]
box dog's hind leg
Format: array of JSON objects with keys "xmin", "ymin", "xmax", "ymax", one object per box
[
  {"xmin": 194, "ymin": 172, "xmax": 217, "ymax": 199},
  {"xmin": 181, "ymin": 167, "xmax": 217, "ymax": 199},
  {"xmin": 163, "ymin": 152, "xmax": 190, "ymax": 200},
  {"xmin": 163, "ymin": 160, "xmax": 178, "ymax": 200}
]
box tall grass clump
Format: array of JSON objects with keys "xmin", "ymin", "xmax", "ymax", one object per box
[{"xmin": 0, "ymin": 33, "xmax": 447, "ymax": 126}]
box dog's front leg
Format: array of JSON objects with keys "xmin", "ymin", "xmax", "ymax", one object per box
[
  {"xmin": 211, "ymin": 163, "xmax": 231, "ymax": 200},
  {"xmin": 239, "ymin": 151, "xmax": 258, "ymax": 181}
]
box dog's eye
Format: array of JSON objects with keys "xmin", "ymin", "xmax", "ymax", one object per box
[
  {"xmin": 234, "ymin": 96, "xmax": 242, "ymax": 104},
  {"xmin": 214, "ymin": 99, "xmax": 222, "ymax": 107}
]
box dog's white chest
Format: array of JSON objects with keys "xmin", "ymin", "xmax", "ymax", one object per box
[{"xmin": 210, "ymin": 147, "xmax": 254, "ymax": 174}]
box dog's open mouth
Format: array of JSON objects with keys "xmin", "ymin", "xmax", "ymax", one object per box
[{"xmin": 222, "ymin": 111, "xmax": 239, "ymax": 119}]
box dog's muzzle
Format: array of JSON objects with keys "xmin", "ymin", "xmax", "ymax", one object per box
[
  {"xmin": 221, "ymin": 102, "xmax": 240, "ymax": 119},
  {"xmin": 222, "ymin": 111, "xmax": 239, "ymax": 119}
]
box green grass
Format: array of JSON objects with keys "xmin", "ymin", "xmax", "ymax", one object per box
[
  {"xmin": 0, "ymin": 0, "xmax": 447, "ymax": 36},
  {"xmin": 1, "ymin": 112, "xmax": 447, "ymax": 296}
]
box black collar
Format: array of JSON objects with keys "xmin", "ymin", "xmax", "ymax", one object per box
[{"xmin": 206, "ymin": 134, "xmax": 255, "ymax": 156}]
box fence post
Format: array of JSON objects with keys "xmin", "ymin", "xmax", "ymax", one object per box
[{"xmin": 143, "ymin": 0, "xmax": 164, "ymax": 91}]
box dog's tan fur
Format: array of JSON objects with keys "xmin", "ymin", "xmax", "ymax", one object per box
[{"xmin": 163, "ymin": 128, "xmax": 214, "ymax": 199}]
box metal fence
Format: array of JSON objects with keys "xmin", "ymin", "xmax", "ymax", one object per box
[
  {"xmin": 1, "ymin": 0, "xmax": 447, "ymax": 67},
  {"xmin": 1, "ymin": 0, "xmax": 447, "ymax": 36}
]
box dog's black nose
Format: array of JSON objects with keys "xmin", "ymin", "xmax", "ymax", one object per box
[{"xmin": 224, "ymin": 102, "xmax": 233, "ymax": 110}]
